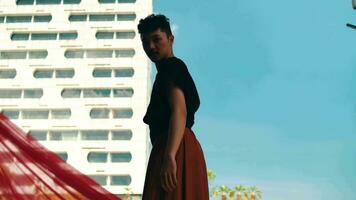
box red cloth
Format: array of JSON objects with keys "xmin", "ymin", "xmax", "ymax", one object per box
[
  {"xmin": 142, "ymin": 127, "xmax": 209, "ymax": 200},
  {"xmin": 0, "ymin": 113, "xmax": 120, "ymax": 200}
]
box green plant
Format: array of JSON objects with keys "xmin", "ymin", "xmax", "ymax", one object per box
[
  {"xmin": 248, "ymin": 186, "xmax": 262, "ymax": 200},
  {"xmin": 234, "ymin": 185, "xmax": 246, "ymax": 200}
]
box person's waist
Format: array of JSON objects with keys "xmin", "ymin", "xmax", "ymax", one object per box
[
  {"xmin": 149, "ymin": 124, "xmax": 169, "ymax": 132},
  {"xmin": 149, "ymin": 124, "xmax": 193, "ymax": 132}
]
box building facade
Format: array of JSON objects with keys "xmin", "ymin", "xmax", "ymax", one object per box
[{"xmin": 0, "ymin": 0, "xmax": 152, "ymax": 198}]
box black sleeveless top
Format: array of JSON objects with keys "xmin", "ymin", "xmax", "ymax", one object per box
[{"xmin": 143, "ymin": 56, "xmax": 200, "ymax": 145}]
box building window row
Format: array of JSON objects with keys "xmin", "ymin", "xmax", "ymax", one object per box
[
  {"xmin": 69, "ymin": 13, "xmax": 136, "ymax": 22},
  {"xmin": 0, "ymin": 89, "xmax": 43, "ymax": 99},
  {"xmin": 89, "ymin": 175, "xmax": 131, "ymax": 186},
  {"xmin": 16, "ymin": 0, "xmax": 136, "ymax": 5},
  {"xmin": 11, "ymin": 32, "xmax": 77, "ymax": 41},
  {"xmin": 2, "ymin": 109, "xmax": 70, "ymax": 119},
  {"xmin": 0, "ymin": 13, "xmax": 135, "ymax": 24},
  {"xmin": 64, "ymin": 49, "xmax": 135, "ymax": 59},
  {"xmin": 10, "ymin": 31, "xmax": 134, "ymax": 41},
  {"xmin": 93, "ymin": 68, "xmax": 134, "ymax": 78},
  {"xmin": 87, "ymin": 152, "xmax": 132, "ymax": 163},
  {"xmin": 96, "ymin": 31, "xmax": 135, "ymax": 39},
  {"xmin": 34, "ymin": 68, "xmax": 74, "ymax": 78},
  {"xmin": 16, "ymin": 0, "xmax": 81, "ymax": 5},
  {"xmin": 0, "ymin": 15, "xmax": 51, "ymax": 23},
  {"xmin": 0, "ymin": 49, "xmax": 135, "ymax": 60},
  {"xmin": 28, "ymin": 129, "xmax": 133, "ymax": 141},
  {"xmin": 90, "ymin": 108, "xmax": 133, "ymax": 119},
  {"xmin": 52, "ymin": 151, "xmax": 132, "ymax": 163},
  {"xmin": 61, "ymin": 88, "xmax": 134, "ymax": 98},
  {"xmin": 0, "ymin": 50, "xmax": 47, "ymax": 59},
  {"xmin": 0, "ymin": 87, "xmax": 135, "ymax": 100},
  {"xmin": 98, "ymin": 0, "xmax": 136, "ymax": 4},
  {"xmin": 0, "ymin": 68, "xmax": 134, "ymax": 79},
  {"xmin": 2, "ymin": 108, "xmax": 132, "ymax": 119}
]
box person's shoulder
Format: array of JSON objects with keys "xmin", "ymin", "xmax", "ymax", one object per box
[
  {"xmin": 169, "ymin": 57, "xmax": 189, "ymax": 73},
  {"xmin": 171, "ymin": 56, "xmax": 186, "ymax": 66},
  {"xmin": 159, "ymin": 57, "xmax": 186, "ymax": 72}
]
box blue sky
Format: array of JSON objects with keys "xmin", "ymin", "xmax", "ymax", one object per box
[{"xmin": 153, "ymin": 0, "xmax": 355, "ymax": 199}]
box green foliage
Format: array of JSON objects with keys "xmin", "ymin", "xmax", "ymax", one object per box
[{"xmin": 207, "ymin": 169, "xmax": 263, "ymax": 200}]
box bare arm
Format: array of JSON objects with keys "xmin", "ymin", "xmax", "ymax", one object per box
[
  {"xmin": 160, "ymin": 81, "xmax": 187, "ymax": 192},
  {"xmin": 164, "ymin": 81, "xmax": 187, "ymax": 158}
]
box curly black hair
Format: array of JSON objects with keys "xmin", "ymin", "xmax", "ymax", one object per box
[{"xmin": 137, "ymin": 14, "xmax": 173, "ymax": 36}]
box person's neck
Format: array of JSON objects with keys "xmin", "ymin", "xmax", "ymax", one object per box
[{"xmin": 166, "ymin": 52, "xmax": 175, "ymax": 59}]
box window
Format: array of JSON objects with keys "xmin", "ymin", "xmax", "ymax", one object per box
[
  {"xmin": 31, "ymin": 33, "xmax": 57, "ymax": 40},
  {"xmin": 68, "ymin": 14, "xmax": 87, "ymax": 22},
  {"xmin": 88, "ymin": 152, "xmax": 108, "ymax": 163},
  {"xmin": 51, "ymin": 109, "xmax": 71, "ymax": 119},
  {"xmin": 81, "ymin": 130, "xmax": 109, "ymax": 140},
  {"xmin": 59, "ymin": 32, "xmax": 77, "ymax": 40},
  {"xmin": 64, "ymin": 50, "xmax": 84, "ymax": 58},
  {"xmin": 115, "ymin": 49, "xmax": 135, "ymax": 58},
  {"xmin": 83, "ymin": 89, "xmax": 111, "ymax": 98},
  {"xmin": 56, "ymin": 69, "xmax": 74, "ymax": 78},
  {"xmin": 56, "ymin": 152, "xmax": 68, "ymax": 161},
  {"xmin": 98, "ymin": 0, "xmax": 115, "ymax": 3},
  {"xmin": 114, "ymin": 68, "xmax": 134, "ymax": 77},
  {"xmin": 113, "ymin": 88, "xmax": 133, "ymax": 97},
  {"xmin": 111, "ymin": 152, "xmax": 131, "ymax": 163},
  {"xmin": 0, "ymin": 51, "xmax": 27, "ymax": 59},
  {"xmin": 117, "ymin": 14, "xmax": 136, "ymax": 21},
  {"xmin": 11, "ymin": 33, "xmax": 30, "ymax": 41},
  {"xmin": 96, "ymin": 31, "xmax": 135, "ymax": 39},
  {"xmin": 22, "ymin": 110, "xmax": 49, "ymax": 119},
  {"xmin": 34, "ymin": 69, "xmax": 53, "ymax": 78},
  {"xmin": 28, "ymin": 51, "xmax": 47, "ymax": 59},
  {"xmin": 112, "ymin": 108, "xmax": 133, "ymax": 118},
  {"xmin": 96, "ymin": 32, "xmax": 114, "ymax": 39},
  {"xmin": 49, "ymin": 131, "xmax": 78, "ymax": 141},
  {"xmin": 90, "ymin": 108, "xmax": 110, "ymax": 119},
  {"xmin": 16, "ymin": 0, "xmax": 35, "ymax": 5},
  {"xmin": 86, "ymin": 50, "xmax": 113, "ymax": 58},
  {"xmin": 2, "ymin": 110, "xmax": 20, "ymax": 119},
  {"xmin": 98, "ymin": 0, "xmax": 135, "ymax": 3},
  {"xmin": 89, "ymin": 14, "xmax": 115, "ymax": 21},
  {"xmin": 111, "ymin": 130, "xmax": 132, "ymax": 140},
  {"xmin": 23, "ymin": 89, "xmax": 43, "ymax": 98},
  {"xmin": 116, "ymin": 31, "xmax": 135, "ymax": 39},
  {"xmin": 63, "ymin": 0, "xmax": 81, "ymax": 4},
  {"xmin": 89, "ymin": 175, "xmax": 107, "ymax": 186},
  {"xmin": 33, "ymin": 15, "xmax": 52, "ymax": 22},
  {"xmin": 110, "ymin": 175, "xmax": 131, "ymax": 186},
  {"xmin": 0, "ymin": 16, "xmax": 4, "ymax": 23},
  {"xmin": 0, "ymin": 70, "xmax": 16, "ymax": 79},
  {"xmin": 0, "ymin": 90, "xmax": 21, "ymax": 98},
  {"xmin": 6, "ymin": 16, "xmax": 32, "ymax": 23},
  {"xmin": 118, "ymin": 0, "xmax": 136, "ymax": 3},
  {"xmin": 29, "ymin": 131, "xmax": 47, "ymax": 141},
  {"xmin": 36, "ymin": 0, "xmax": 61, "ymax": 5},
  {"xmin": 93, "ymin": 68, "xmax": 112, "ymax": 77},
  {"xmin": 61, "ymin": 89, "xmax": 81, "ymax": 98}
]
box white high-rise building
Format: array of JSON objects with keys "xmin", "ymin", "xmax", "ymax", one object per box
[{"xmin": 0, "ymin": 0, "xmax": 152, "ymax": 198}]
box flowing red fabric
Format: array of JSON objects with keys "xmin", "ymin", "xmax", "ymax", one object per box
[
  {"xmin": 0, "ymin": 113, "xmax": 120, "ymax": 200},
  {"xmin": 142, "ymin": 127, "xmax": 209, "ymax": 200}
]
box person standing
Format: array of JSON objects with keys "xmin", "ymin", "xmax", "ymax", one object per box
[{"xmin": 138, "ymin": 14, "xmax": 209, "ymax": 199}]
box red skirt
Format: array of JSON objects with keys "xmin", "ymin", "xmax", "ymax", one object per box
[{"xmin": 142, "ymin": 127, "xmax": 209, "ymax": 200}]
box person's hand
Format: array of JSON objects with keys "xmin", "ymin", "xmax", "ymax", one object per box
[{"xmin": 160, "ymin": 154, "xmax": 177, "ymax": 192}]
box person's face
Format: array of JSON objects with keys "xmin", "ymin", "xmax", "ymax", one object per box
[{"xmin": 140, "ymin": 28, "xmax": 174, "ymax": 63}]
